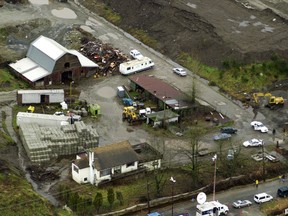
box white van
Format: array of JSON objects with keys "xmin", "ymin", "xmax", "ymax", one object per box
[
  {"xmin": 119, "ymin": 57, "xmax": 154, "ymax": 75},
  {"xmin": 196, "ymin": 201, "xmax": 229, "ymax": 216},
  {"xmin": 254, "ymin": 192, "xmax": 273, "ymax": 203}
]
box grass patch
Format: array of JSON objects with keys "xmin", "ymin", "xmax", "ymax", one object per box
[
  {"xmin": 177, "ymin": 52, "xmax": 288, "ymax": 100},
  {"xmin": 0, "ymin": 167, "xmax": 54, "ymax": 216},
  {"xmin": 127, "ymin": 28, "xmax": 158, "ymax": 49},
  {"xmin": 0, "ymin": 68, "xmax": 28, "ymax": 91},
  {"xmin": 261, "ymin": 198, "xmax": 288, "ymax": 215}
]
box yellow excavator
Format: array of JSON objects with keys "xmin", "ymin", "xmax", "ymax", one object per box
[{"xmin": 253, "ymin": 93, "xmax": 284, "ymax": 109}]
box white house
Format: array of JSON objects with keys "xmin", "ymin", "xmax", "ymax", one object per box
[{"xmin": 72, "ymin": 141, "xmax": 162, "ymax": 186}]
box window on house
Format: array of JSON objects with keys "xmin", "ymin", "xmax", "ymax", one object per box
[
  {"xmin": 100, "ymin": 169, "xmax": 111, "ymax": 177},
  {"xmin": 126, "ymin": 162, "xmax": 134, "ymax": 167},
  {"xmin": 73, "ymin": 165, "xmax": 79, "ymax": 173},
  {"xmin": 64, "ymin": 62, "xmax": 70, "ymax": 68},
  {"xmin": 114, "ymin": 166, "xmax": 121, "ymax": 174},
  {"xmin": 84, "ymin": 177, "xmax": 87, "ymax": 182}
]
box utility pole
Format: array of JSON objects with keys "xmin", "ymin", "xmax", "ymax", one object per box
[
  {"xmin": 262, "ymin": 140, "xmax": 266, "ymax": 182},
  {"xmin": 146, "ymin": 174, "xmax": 151, "ymax": 214},
  {"xmin": 212, "ymin": 154, "xmax": 217, "ymax": 201},
  {"xmin": 170, "ymin": 176, "xmax": 176, "ymax": 216}
]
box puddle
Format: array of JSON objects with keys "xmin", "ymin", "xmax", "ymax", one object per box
[
  {"xmin": 29, "ymin": 0, "xmax": 49, "ymax": 5},
  {"xmin": 51, "ymin": 8, "xmax": 77, "ymax": 19},
  {"xmin": 80, "ymin": 25, "xmax": 95, "ymax": 33},
  {"xmin": 96, "ymin": 86, "xmax": 116, "ymax": 99}
]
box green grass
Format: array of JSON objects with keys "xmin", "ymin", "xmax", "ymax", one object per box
[
  {"xmin": 127, "ymin": 28, "xmax": 158, "ymax": 49},
  {"xmin": 0, "ymin": 170, "xmax": 54, "ymax": 216},
  {"xmin": 0, "ymin": 68, "xmax": 28, "ymax": 91},
  {"xmin": 177, "ymin": 52, "xmax": 288, "ymax": 101}
]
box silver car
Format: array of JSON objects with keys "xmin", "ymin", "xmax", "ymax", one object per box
[
  {"xmin": 232, "ymin": 200, "xmax": 252, "ymax": 208},
  {"xmin": 173, "ymin": 68, "xmax": 187, "ymax": 76}
]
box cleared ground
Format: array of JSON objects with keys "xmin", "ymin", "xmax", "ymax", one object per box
[{"xmin": 80, "ymin": 0, "xmax": 288, "ymax": 67}]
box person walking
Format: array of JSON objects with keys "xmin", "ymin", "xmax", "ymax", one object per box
[{"xmin": 255, "ymin": 179, "xmax": 259, "ymax": 188}]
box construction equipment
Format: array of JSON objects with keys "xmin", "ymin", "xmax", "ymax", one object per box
[
  {"xmin": 27, "ymin": 105, "xmax": 35, "ymax": 113},
  {"xmin": 122, "ymin": 106, "xmax": 147, "ymax": 125},
  {"xmin": 252, "ymin": 93, "xmax": 284, "ymax": 109}
]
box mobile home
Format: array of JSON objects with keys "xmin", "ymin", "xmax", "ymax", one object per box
[{"xmin": 119, "ymin": 57, "xmax": 154, "ymax": 75}]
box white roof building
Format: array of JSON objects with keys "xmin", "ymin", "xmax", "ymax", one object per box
[{"xmin": 9, "ymin": 35, "xmax": 98, "ymax": 86}]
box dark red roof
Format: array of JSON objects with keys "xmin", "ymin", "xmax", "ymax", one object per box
[{"xmin": 129, "ymin": 74, "xmax": 189, "ymax": 109}]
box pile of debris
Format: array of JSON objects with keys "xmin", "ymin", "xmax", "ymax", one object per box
[
  {"xmin": 80, "ymin": 40, "xmax": 128, "ymax": 77},
  {"xmin": 26, "ymin": 165, "xmax": 59, "ymax": 182}
]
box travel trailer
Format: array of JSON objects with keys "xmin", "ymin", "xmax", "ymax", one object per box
[{"xmin": 119, "ymin": 57, "xmax": 154, "ymax": 75}]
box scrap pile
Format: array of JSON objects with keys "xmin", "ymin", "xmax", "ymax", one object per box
[{"xmin": 80, "ymin": 40, "xmax": 128, "ymax": 77}]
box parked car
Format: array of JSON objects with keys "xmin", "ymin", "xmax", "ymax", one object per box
[
  {"xmin": 254, "ymin": 192, "xmax": 273, "ymax": 204},
  {"xmin": 213, "ymin": 133, "xmax": 231, "ymax": 141},
  {"xmin": 243, "ymin": 138, "xmax": 263, "ymax": 147},
  {"xmin": 227, "ymin": 149, "xmax": 235, "ymax": 160},
  {"xmin": 250, "ymin": 121, "xmax": 268, "ymax": 133},
  {"xmin": 220, "ymin": 127, "xmax": 237, "ymax": 134},
  {"xmin": 173, "ymin": 68, "xmax": 187, "ymax": 76},
  {"xmin": 232, "ymin": 200, "xmax": 252, "ymax": 208},
  {"xmin": 176, "ymin": 213, "xmax": 190, "ymax": 216},
  {"xmin": 277, "ymin": 186, "xmax": 288, "ymax": 197},
  {"xmin": 129, "ymin": 49, "xmax": 143, "ymax": 60}
]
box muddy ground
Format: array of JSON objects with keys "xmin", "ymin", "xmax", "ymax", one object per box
[{"xmin": 80, "ymin": 0, "xmax": 288, "ymax": 68}]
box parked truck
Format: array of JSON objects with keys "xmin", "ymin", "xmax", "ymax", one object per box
[{"xmin": 196, "ymin": 201, "xmax": 229, "ymax": 216}]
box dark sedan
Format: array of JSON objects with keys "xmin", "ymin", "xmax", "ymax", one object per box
[{"xmin": 220, "ymin": 127, "xmax": 238, "ymax": 134}]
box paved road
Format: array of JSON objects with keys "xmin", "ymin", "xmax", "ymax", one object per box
[{"xmin": 147, "ymin": 177, "xmax": 287, "ymax": 216}]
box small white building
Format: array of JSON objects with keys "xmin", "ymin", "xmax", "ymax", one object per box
[
  {"xmin": 72, "ymin": 141, "xmax": 162, "ymax": 186},
  {"xmin": 146, "ymin": 109, "xmax": 179, "ymax": 126},
  {"xmin": 17, "ymin": 89, "xmax": 64, "ymax": 105}
]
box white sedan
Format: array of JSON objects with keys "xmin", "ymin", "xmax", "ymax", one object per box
[
  {"xmin": 173, "ymin": 68, "xmax": 187, "ymax": 76},
  {"xmin": 250, "ymin": 121, "xmax": 268, "ymax": 133},
  {"xmin": 243, "ymin": 138, "xmax": 263, "ymax": 147}
]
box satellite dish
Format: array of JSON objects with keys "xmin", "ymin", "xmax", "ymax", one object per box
[{"xmin": 197, "ymin": 192, "xmax": 207, "ymax": 204}]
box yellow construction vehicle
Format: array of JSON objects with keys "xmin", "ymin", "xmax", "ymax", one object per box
[
  {"xmin": 27, "ymin": 105, "xmax": 35, "ymax": 113},
  {"xmin": 253, "ymin": 93, "xmax": 284, "ymax": 109},
  {"xmin": 122, "ymin": 106, "xmax": 137, "ymax": 120},
  {"xmin": 122, "ymin": 106, "xmax": 146, "ymax": 125}
]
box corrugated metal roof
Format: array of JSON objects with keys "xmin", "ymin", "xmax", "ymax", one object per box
[
  {"xmin": 30, "ymin": 35, "xmax": 67, "ymax": 61},
  {"xmin": 9, "ymin": 58, "xmax": 38, "ymax": 73},
  {"xmin": 91, "ymin": 140, "xmax": 139, "ymax": 170},
  {"xmin": 69, "ymin": 50, "xmax": 98, "ymax": 67},
  {"xmin": 129, "ymin": 75, "xmax": 190, "ymax": 109},
  {"xmin": 17, "ymin": 89, "xmax": 64, "ymax": 94}
]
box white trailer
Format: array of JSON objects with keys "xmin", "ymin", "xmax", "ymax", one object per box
[
  {"xmin": 119, "ymin": 57, "xmax": 154, "ymax": 75},
  {"xmin": 196, "ymin": 201, "xmax": 229, "ymax": 216},
  {"xmin": 17, "ymin": 89, "xmax": 64, "ymax": 105}
]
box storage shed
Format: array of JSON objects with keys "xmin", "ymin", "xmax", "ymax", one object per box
[{"xmin": 17, "ymin": 89, "xmax": 65, "ymax": 105}]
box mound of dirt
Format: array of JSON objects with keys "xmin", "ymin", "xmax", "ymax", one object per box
[{"xmin": 80, "ymin": 0, "xmax": 288, "ymax": 68}]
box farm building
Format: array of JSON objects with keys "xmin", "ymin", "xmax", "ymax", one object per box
[
  {"xmin": 9, "ymin": 35, "xmax": 98, "ymax": 87},
  {"xmin": 72, "ymin": 141, "xmax": 162, "ymax": 186},
  {"xmin": 17, "ymin": 89, "xmax": 64, "ymax": 105},
  {"xmin": 128, "ymin": 74, "xmax": 191, "ymax": 116}
]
